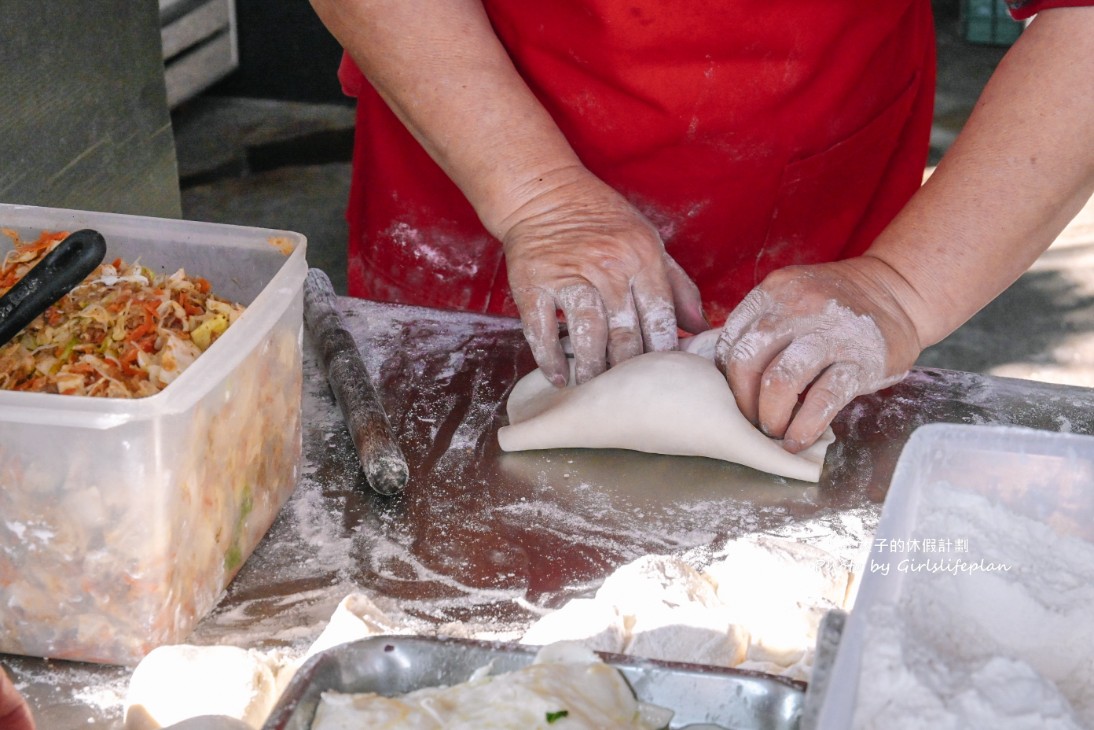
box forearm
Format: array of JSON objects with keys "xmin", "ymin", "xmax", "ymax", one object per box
[
  {"xmin": 312, "ymin": 0, "xmax": 707, "ymax": 381},
  {"xmin": 866, "ymin": 6, "xmax": 1094, "ymax": 347},
  {"xmin": 309, "ymin": 0, "xmax": 582, "ymax": 236}
]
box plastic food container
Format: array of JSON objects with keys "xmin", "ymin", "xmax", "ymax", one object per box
[
  {"xmin": 813, "ymin": 423, "xmax": 1094, "ymax": 728},
  {"xmin": 0, "ymin": 203, "xmax": 307, "ymax": 665}
]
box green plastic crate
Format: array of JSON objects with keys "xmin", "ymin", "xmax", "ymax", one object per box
[{"xmin": 960, "ymin": 0, "xmax": 1024, "ymax": 45}]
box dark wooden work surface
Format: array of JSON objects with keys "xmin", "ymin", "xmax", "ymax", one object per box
[{"xmin": 8, "ymin": 298, "xmax": 1094, "ymax": 728}]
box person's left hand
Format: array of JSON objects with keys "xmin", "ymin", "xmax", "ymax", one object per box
[
  {"xmin": 1, "ymin": 665, "xmax": 35, "ymax": 730},
  {"xmin": 714, "ymin": 257, "xmax": 923, "ymax": 452}
]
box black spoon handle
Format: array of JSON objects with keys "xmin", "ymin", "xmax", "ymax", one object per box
[{"xmin": 0, "ymin": 229, "xmax": 108, "ymax": 348}]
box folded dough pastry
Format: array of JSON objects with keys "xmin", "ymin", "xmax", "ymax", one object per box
[
  {"xmin": 497, "ymin": 331, "xmax": 833, "ymax": 483},
  {"xmin": 310, "ymin": 643, "xmax": 672, "ymax": 729}
]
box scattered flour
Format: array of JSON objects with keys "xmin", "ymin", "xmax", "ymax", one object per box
[
  {"xmin": 129, "ymin": 524, "xmax": 863, "ymax": 728},
  {"xmin": 852, "ymin": 481, "xmax": 1094, "ymax": 729},
  {"xmin": 110, "ymin": 301, "xmax": 880, "ymax": 727}
]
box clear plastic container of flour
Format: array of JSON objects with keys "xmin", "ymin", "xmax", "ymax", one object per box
[
  {"xmin": 814, "ymin": 423, "xmax": 1094, "ymax": 728},
  {"xmin": 0, "ymin": 203, "xmax": 307, "ymax": 665}
]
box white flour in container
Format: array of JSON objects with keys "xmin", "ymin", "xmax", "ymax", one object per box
[{"xmin": 852, "ymin": 481, "xmax": 1094, "ymax": 729}]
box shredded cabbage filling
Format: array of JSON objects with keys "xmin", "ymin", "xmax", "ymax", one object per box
[{"xmin": 0, "ymin": 229, "xmax": 244, "ymax": 397}]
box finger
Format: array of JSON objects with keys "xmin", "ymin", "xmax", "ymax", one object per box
[
  {"xmin": 714, "ymin": 288, "xmax": 769, "ymax": 411},
  {"xmin": 632, "ymin": 270, "xmax": 678, "ymax": 353},
  {"xmin": 782, "ymin": 362, "xmax": 862, "ymax": 453},
  {"xmin": 722, "ymin": 313, "xmax": 797, "ymax": 425},
  {"xmin": 635, "ymin": 294, "xmax": 678, "ymax": 353},
  {"xmin": 757, "ymin": 334, "xmax": 833, "ymax": 439},
  {"xmin": 557, "ymin": 284, "xmax": 609, "ymax": 384},
  {"xmin": 593, "ymin": 269, "xmax": 644, "ymax": 367},
  {"xmin": 663, "ymin": 253, "xmax": 709, "ymax": 334},
  {"xmin": 513, "ymin": 287, "xmax": 569, "ymax": 387},
  {"xmin": 605, "ymin": 301, "xmax": 643, "ymax": 368},
  {"xmin": 716, "ymin": 288, "xmax": 771, "ymax": 360}
]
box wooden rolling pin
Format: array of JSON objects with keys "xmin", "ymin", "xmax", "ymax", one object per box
[{"xmin": 303, "ymin": 268, "xmax": 409, "ymax": 495}]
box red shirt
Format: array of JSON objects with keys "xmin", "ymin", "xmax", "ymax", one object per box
[
  {"xmin": 339, "ymin": 1, "xmax": 936, "ymax": 325},
  {"xmin": 1006, "ymin": 0, "xmax": 1093, "ymax": 19}
]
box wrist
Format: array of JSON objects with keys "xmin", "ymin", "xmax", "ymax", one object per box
[
  {"xmin": 474, "ymin": 161, "xmax": 593, "ymax": 241},
  {"xmin": 840, "ymin": 254, "xmax": 933, "ymax": 351}
]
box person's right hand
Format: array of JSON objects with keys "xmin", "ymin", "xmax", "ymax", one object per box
[
  {"xmin": 496, "ymin": 166, "xmax": 708, "ymax": 387},
  {"xmin": 1, "ymin": 665, "xmax": 35, "ymax": 730}
]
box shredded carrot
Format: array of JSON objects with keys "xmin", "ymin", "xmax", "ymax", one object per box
[
  {"xmin": 177, "ymin": 291, "xmax": 204, "ymax": 317},
  {"xmin": 128, "ymin": 308, "xmax": 155, "ymax": 342},
  {"xmin": 0, "ymin": 230, "xmax": 245, "ymax": 397}
]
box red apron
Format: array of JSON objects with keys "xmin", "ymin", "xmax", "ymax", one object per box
[{"xmin": 339, "ymin": 0, "xmax": 935, "ymax": 325}]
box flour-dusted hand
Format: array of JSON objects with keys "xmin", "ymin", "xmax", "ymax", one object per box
[
  {"xmin": 715, "ymin": 257, "xmax": 923, "ymax": 453},
  {"xmin": 497, "ymin": 166, "xmax": 708, "ymax": 387},
  {"xmin": 1, "ymin": 665, "xmax": 35, "ymax": 730}
]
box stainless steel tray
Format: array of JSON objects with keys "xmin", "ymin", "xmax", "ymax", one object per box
[{"xmin": 264, "ymin": 636, "xmax": 804, "ymax": 730}]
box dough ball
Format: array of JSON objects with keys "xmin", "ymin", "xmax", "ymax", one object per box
[{"xmin": 124, "ymin": 645, "xmax": 280, "ymax": 730}]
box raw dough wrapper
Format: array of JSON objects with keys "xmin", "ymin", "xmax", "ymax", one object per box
[{"xmin": 498, "ymin": 331, "xmax": 833, "ymax": 483}]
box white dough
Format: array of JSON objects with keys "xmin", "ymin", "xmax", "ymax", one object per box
[
  {"xmin": 304, "ymin": 592, "xmax": 408, "ymax": 661},
  {"xmin": 594, "ymin": 554, "xmax": 721, "ymax": 614},
  {"xmin": 310, "ymin": 641, "xmax": 674, "ymax": 730},
  {"xmin": 160, "ymin": 718, "xmax": 253, "ymax": 730},
  {"xmin": 705, "ymin": 534, "xmax": 851, "ymax": 613},
  {"xmin": 519, "ymin": 599, "xmax": 627, "ymax": 654},
  {"xmin": 497, "ymin": 331, "xmax": 833, "ymax": 483},
  {"xmin": 706, "ymin": 534, "xmax": 849, "ymax": 667},
  {"xmin": 124, "ymin": 645, "xmax": 281, "ymax": 730},
  {"xmin": 624, "ymin": 604, "xmax": 749, "ymax": 667},
  {"xmin": 519, "ymin": 536, "xmax": 853, "ymax": 679}
]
